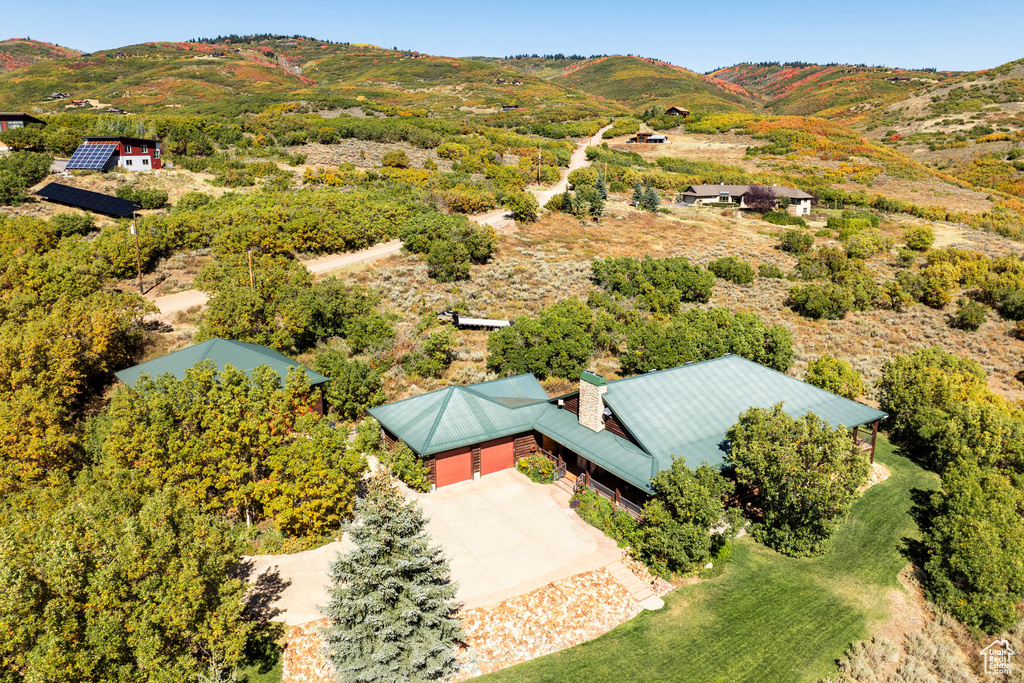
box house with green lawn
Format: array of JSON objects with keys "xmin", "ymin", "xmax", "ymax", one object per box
[{"xmin": 369, "ymin": 355, "xmax": 886, "ymax": 515}]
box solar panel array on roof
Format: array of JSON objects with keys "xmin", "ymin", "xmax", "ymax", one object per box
[
  {"xmin": 65, "ymin": 143, "xmax": 118, "ymax": 170},
  {"xmin": 36, "ymin": 182, "xmax": 140, "ymax": 218}
]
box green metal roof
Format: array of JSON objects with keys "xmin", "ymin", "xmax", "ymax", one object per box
[
  {"xmin": 114, "ymin": 338, "xmax": 329, "ymax": 388},
  {"xmin": 368, "ymin": 355, "xmax": 887, "ymax": 489},
  {"xmin": 601, "ymin": 355, "xmax": 887, "ymax": 472},
  {"xmin": 533, "ymin": 407, "xmax": 658, "ymax": 493},
  {"xmin": 367, "ymin": 375, "xmax": 550, "ymax": 456}
]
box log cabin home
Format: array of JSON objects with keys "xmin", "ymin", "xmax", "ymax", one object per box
[{"xmin": 369, "ymin": 355, "xmax": 885, "ymax": 518}]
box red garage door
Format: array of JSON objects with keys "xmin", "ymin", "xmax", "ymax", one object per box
[
  {"xmin": 480, "ymin": 437, "xmax": 515, "ymax": 476},
  {"xmin": 434, "ymin": 447, "xmax": 472, "ymax": 487}
]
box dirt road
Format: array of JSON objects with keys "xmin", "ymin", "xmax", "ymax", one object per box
[
  {"xmin": 472, "ymin": 124, "xmax": 613, "ymax": 231},
  {"xmin": 533, "ymin": 124, "xmax": 613, "ymax": 208},
  {"xmin": 149, "ymin": 240, "xmax": 404, "ymax": 316},
  {"xmin": 154, "ymin": 126, "xmax": 611, "ymax": 315}
]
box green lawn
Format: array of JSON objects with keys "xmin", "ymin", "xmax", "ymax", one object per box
[{"xmin": 482, "ymin": 437, "xmax": 938, "ymax": 683}]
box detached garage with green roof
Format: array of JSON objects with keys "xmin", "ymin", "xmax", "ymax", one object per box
[
  {"xmin": 369, "ymin": 355, "xmax": 886, "ymax": 514},
  {"xmin": 115, "ymin": 338, "xmax": 329, "ymax": 413}
]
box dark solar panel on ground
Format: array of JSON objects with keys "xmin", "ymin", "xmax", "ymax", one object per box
[
  {"xmin": 36, "ymin": 183, "xmax": 140, "ymax": 218},
  {"xmin": 65, "ymin": 143, "xmax": 118, "ymax": 170}
]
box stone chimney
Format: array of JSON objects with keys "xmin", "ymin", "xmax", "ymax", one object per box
[{"xmin": 578, "ymin": 371, "xmax": 608, "ymax": 432}]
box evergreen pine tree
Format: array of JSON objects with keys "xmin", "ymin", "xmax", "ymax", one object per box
[
  {"xmin": 643, "ymin": 186, "xmax": 661, "ymax": 211},
  {"xmin": 631, "ymin": 181, "xmax": 644, "ymax": 207},
  {"xmin": 595, "ymin": 171, "xmax": 608, "ymax": 200},
  {"xmin": 321, "ymin": 472, "xmax": 463, "ymax": 683}
]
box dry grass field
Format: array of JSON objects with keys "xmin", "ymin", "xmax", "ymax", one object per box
[{"xmin": 335, "ymin": 198, "xmax": 1024, "ymax": 406}]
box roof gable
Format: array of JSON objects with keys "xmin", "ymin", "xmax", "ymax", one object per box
[
  {"xmin": 114, "ymin": 338, "xmax": 328, "ymax": 388},
  {"xmin": 368, "ymin": 375, "xmax": 549, "ymax": 455}
]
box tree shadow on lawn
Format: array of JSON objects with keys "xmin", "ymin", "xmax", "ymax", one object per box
[
  {"xmin": 900, "ymin": 485, "xmax": 936, "ymax": 573},
  {"xmin": 234, "ymin": 560, "xmax": 292, "ymax": 678}
]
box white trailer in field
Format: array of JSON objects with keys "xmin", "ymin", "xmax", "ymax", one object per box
[{"xmin": 438, "ymin": 310, "xmax": 513, "ymax": 331}]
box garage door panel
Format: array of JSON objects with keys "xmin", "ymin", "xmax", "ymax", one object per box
[
  {"xmin": 480, "ymin": 437, "xmax": 514, "ymax": 476},
  {"xmin": 435, "ymin": 447, "xmax": 472, "ymax": 487}
]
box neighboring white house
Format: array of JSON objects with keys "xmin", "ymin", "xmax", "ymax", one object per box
[{"xmin": 678, "ymin": 184, "xmax": 815, "ymax": 216}]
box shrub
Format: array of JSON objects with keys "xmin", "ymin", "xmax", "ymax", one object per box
[
  {"xmin": 827, "ymin": 209, "xmax": 880, "ymax": 231},
  {"xmin": 896, "ymin": 247, "xmax": 917, "ymax": 267},
  {"xmin": 379, "ymin": 441, "xmax": 432, "ymax": 493},
  {"xmin": 501, "ymin": 189, "xmax": 539, "ymax": 222},
  {"xmin": 620, "ymin": 307, "xmax": 794, "ymax": 374},
  {"xmin": 804, "ymin": 355, "xmax": 865, "ymax": 399},
  {"xmin": 763, "ymin": 211, "xmax": 807, "ymax": 227},
  {"xmin": 950, "ymin": 298, "xmax": 987, "ymax": 331},
  {"xmin": 787, "ymin": 283, "xmax": 854, "ymax": 320},
  {"xmin": 50, "ymin": 211, "xmax": 94, "ymax": 237},
  {"xmin": 708, "ymin": 256, "xmax": 755, "ymax": 284},
  {"xmin": 380, "ymin": 149, "xmax": 410, "ymax": 168},
  {"xmin": 570, "ymin": 488, "xmax": 638, "ymax": 548},
  {"xmin": 176, "ymin": 191, "xmax": 212, "ymax": 211},
  {"xmin": 633, "ymin": 460, "xmax": 735, "ymax": 578},
  {"xmin": 591, "ymin": 255, "xmax": 715, "ymax": 313},
  {"xmin": 923, "ymin": 459, "xmax": 1024, "ymax": 632},
  {"xmin": 426, "ymin": 240, "xmax": 471, "ymax": 282},
  {"xmin": 488, "ymin": 299, "xmax": 595, "ymax": 380},
  {"xmin": 903, "ymin": 225, "xmax": 935, "ymax": 251},
  {"xmin": 115, "ymin": 186, "xmax": 169, "ymax": 210},
  {"xmin": 842, "ymin": 229, "xmax": 892, "ymax": 260},
  {"xmin": 727, "ymin": 404, "xmax": 869, "ymax": 557},
  {"xmin": 921, "ymin": 262, "xmax": 960, "ymax": 308},
  {"xmin": 404, "ymin": 327, "xmax": 456, "ymax": 378},
  {"xmin": 778, "ymin": 230, "xmax": 814, "ymax": 253},
  {"xmin": 758, "ymin": 263, "xmax": 784, "ymax": 279},
  {"xmin": 311, "ymin": 347, "xmax": 386, "ymax": 421},
  {"xmin": 516, "ymin": 452, "xmax": 554, "ymax": 484}
]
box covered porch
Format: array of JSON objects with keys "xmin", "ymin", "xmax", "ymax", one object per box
[{"xmin": 528, "ymin": 429, "xmax": 650, "ymax": 521}]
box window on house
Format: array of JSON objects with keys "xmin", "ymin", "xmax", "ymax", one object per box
[
  {"xmin": 142, "ymin": 159, "xmax": 149, "ymax": 165},
  {"xmin": 125, "ymin": 160, "xmax": 132, "ymax": 166},
  {"xmin": 142, "ymin": 145, "xmax": 148, "ymax": 153},
  {"xmin": 125, "ymin": 145, "xmax": 132, "ymax": 154}
]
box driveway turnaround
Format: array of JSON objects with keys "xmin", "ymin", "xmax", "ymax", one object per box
[{"xmin": 245, "ymin": 469, "xmax": 620, "ymax": 624}]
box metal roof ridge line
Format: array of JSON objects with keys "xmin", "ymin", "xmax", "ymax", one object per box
[{"xmin": 421, "ymin": 386, "xmax": 458, "ymax": 453}]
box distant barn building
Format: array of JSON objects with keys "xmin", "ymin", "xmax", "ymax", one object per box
[
  {"xmin": 664, "ymin": 106, "xmax": 690, "ymax": 116},
  {"xmin": 65, "ymin": 136, "xmax": 163, "ymax": 172}
]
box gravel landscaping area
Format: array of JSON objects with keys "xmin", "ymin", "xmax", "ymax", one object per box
[{"xmin": 280, "ymin": 566, "xmax": 647, "ymax": 682}]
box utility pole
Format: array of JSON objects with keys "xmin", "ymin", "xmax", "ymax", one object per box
[
  {"xmin": 131, "ymin": 213, "xmax": 142, "ymax": 294},
  {"xmin": 247, "ymin": 248, "xmax": 255, "ymax": 288},
  {"xmin": 537, "ymin": 145, "xmax": 541, "ymax": 185}
]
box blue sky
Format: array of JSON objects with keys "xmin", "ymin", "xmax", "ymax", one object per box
[{"xmin": 4, "ymin": 0, "xmax": 1022, "ymax": 73}]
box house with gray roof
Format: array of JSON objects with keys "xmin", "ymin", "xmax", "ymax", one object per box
[
  {"xmin": 679, "ymin": 184, "xmax": 815, "ymax": 215},
  {"xmin": 369, "ymin": 355, "xmax": 885, "ymax": 515}
]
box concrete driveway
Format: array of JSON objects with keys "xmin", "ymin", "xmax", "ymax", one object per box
[
  {"xmin": 245, "ymin": 469, "xmax": 619, "ymax": 624},
  {"xmin": 416, "ymin": 469, "xmax": 619, "ymax": 609}
]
